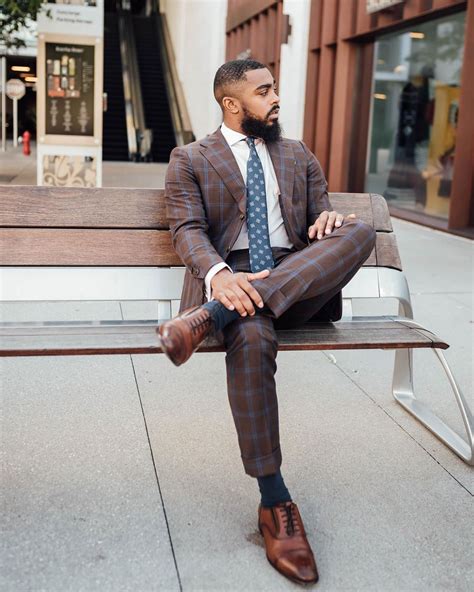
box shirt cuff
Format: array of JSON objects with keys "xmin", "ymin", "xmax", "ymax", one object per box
[{"xmin": 204, "ymin": 262, "xmax": 232, "ymax": 301}]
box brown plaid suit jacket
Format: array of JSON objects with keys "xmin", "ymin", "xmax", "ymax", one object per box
[{"xmin": 165, "ymin": 127, "xmax": 339, "ymax": 314}]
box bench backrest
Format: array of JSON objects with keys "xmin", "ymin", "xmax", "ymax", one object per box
[{"xmin": 0, "ymin": 186, "xmax": 401, "ymax": 269}]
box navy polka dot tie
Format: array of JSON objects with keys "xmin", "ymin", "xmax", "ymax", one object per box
[{"xmin": 245, "ymin": 137, "xmax": 274, "ymax": 273}]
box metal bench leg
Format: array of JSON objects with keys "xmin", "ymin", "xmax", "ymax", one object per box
[{"xmin": 393, "ymin": 347, "xmax": 474, "ymax": 465}]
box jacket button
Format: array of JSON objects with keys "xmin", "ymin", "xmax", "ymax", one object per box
[
  {"xmin": 192, "ymin": 267, "xmax": 199, "ymax": 276},
  {"xmin": 240, "ymin": 213, "xmax": 245, "ymax": 220}
]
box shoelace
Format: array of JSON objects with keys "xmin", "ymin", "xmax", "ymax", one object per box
[
  {"xmin": 279, "ymin": 503, "xmax": 300, "ymax": 536},
  {"xmin": 188, "ymin": 311, "xmax": 211, "ymax": 335}
]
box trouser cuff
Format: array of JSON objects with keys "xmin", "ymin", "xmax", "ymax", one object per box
[{"xmin": 243, "ymin": 446, "xmax": 282, "ymax": 478}]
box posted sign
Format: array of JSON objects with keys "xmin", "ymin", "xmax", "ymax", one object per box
[
  {"xmin": 45, "ymin": 42, "xmax": 95, "ymax": 136},
  {"xmin": 6, "ymin": 79, "xmax": 26, "ymax": 100},
  {"xmin": 36, "ymin": 0, "xmax": 104, "ymax": 187}
]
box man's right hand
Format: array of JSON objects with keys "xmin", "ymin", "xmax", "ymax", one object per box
[{"xmin": 210, "ymin": 268, "xmax": 270, "ymax": 317}]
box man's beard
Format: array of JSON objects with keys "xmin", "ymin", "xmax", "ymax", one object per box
[{"xmin": 241, "ymin": 106, "xmax": 282, "ymax": 143}]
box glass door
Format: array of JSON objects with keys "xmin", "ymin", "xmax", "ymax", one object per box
[{"xmin": 365, "ymin": 11, "xmax": 466, "ymax": 220}]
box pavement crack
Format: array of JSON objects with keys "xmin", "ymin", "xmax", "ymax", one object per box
[
  {"xmin": 322, "ymin": 352, "xmax": 473, "ymax": 497},
  {"xmin": 129, "ymin": 354, "xmax": 184, "ymax": 592}
]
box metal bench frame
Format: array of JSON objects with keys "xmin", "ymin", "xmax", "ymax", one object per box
[
  {"xmin": 1, "ymin": 263, "xmax": 472, "ymax": 466},
  {"xmin": 347, "ymin": 267, "xmax": 473, "ymax": 466}
]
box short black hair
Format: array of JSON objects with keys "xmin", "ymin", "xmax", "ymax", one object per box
[{"xmin": 213, "ymin": 59, "xmax": 268, "ymax": 106}]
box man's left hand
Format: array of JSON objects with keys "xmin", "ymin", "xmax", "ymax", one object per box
[{"xmin": 308, "ymin": 211, "xmax": 356, "ymax": 240}]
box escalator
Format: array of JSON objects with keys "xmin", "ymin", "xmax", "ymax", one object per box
[
  {"xmin": 102, "ymin": 4, "xmax": 190, "ymax": 162},
  {"xmin": 132, "ymin": 15, "xmax": 176, "ymax": 162},
  {"xmin": 102, "ymin": 13, "xmax": 129, "ymax": 161}
]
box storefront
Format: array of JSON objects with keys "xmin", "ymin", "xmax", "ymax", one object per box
[
  {"xmin": 366, "ymin": 9, "xmax": 466, "ymax": 224},
  {"xmin": 303, "ymin": 0, "xmax": 473, "ymax": 236},
  {"xmin": 225, "ymin": 0, "xmax": 472, "ymax": 235}
]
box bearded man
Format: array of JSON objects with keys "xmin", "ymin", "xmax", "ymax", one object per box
[{"xmin": 159, "ymin": 59, "xmax": 376, "ymax": 586}]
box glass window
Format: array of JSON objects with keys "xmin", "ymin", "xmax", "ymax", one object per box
[{"xmin": 365, "ymin": 11, "xmax": 466, "ymax": 219}]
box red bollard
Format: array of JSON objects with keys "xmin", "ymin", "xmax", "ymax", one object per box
[{"xmin": 22, "ymin": 130, "xmax": 31, "ymax": 156}]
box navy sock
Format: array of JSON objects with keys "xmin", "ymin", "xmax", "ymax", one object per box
[
  {"xmin": 257, "ymin": 469, "xmax": 292, "ymax": 508},
  {"xmin": 203, "ymin": 300, "xmax": 241, "ymax": 332}
]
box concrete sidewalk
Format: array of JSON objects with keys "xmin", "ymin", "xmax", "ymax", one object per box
[
  {"xmin": 1, "ymin": 176, "xmax": 473, "ymax": 589},
  {"xmin": 0, "ymin": 140, "xmax": 168, "ymax": 188}
]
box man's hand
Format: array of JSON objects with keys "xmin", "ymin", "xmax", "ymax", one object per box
[
  {"xmin": 308, "ymin": 211, "xmax": 356, "ymax": 240},
  {"xmin": 210, "ymin": 268, "xmax": 270, "ymax": 317}
]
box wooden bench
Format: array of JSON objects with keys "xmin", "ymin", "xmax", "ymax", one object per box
[{"xmin": 0, "ymin": 185, "xmax": 472, "ymax": 465}]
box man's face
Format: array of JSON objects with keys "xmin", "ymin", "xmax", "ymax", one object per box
[{"xmin": 234, "ymin": 68, "xmax": 281, "ymax": 142}]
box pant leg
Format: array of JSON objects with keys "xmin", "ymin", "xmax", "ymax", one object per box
[
  {"xmin": 223, "ymin": 314, "xmax": 281, "ymax": 477},
  {"xmin": 274, "ymin": 249, "xmax": 366, "ymax": 329},
  {"xmin": 252, "ymin": 219, "xmax": 376, "ymax": 318},
  {"xmin": 221, "ymin": 218, "xmax": 375, "ymax": 478}
]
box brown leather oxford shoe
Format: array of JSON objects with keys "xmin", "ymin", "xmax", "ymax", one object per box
[
  {"xmin": 258, "ymin": 501, "xmax": 319, "ymax": 586},
  {"xmin": 158, "ymin": 306, "xmax": 213, "ymax": 366}
]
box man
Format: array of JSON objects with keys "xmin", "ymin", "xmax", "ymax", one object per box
[{"xmin": 159, "ymin": 60, "xmax": 376, "ymax": 585}]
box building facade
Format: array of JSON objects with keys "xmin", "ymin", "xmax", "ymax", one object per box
[{"xmin": 226, "ymin": 0, "xmax": 473, "ymax": 236}]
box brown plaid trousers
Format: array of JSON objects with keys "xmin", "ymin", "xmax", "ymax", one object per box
[{"xmin": 165, "ymin": 128, "xmax": 376, "ymax": 477}]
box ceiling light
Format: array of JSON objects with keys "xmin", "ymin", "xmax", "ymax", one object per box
[
  {"xmin": 11, "ymin": 66, "xmax": 30, "ymax": 72},
  {"xmin": 374, "ymin": 93, "xmax": 387, "ymax": 100},
  {"xmin": 410, "ymin": 32, "xmax": 425, "ymax": 39},
  {"xmin": 25, "ymin": 76, "xmax": 37, "ymax": 82}
]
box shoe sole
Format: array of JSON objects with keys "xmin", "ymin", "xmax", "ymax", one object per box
[{"xmin": 156, "ymin": 328, "xmax": 183, "ymax": 366}]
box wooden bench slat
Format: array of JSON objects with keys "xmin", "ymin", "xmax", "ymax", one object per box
[
  {"xmin": 0, "ymin": 229, "xmax": 182, "ymax": 266},
  {"xmin": 328, "ymin": 193, "xmax": 393, "ymax": 232},
  {"xmin": 364, "ymin": 246, "xmax": 377, "ymax": 267},
  {"xmin": 370, "ymin": 194, "xmax": 393, "ymax": 232},
  {"xmin": 329, "ymin": 193, "xmax": 374, "ymax": 227},
  {"xmin": 1, "ymin": 187, "xmax": 400, "ymax": 270},
  {"xmin": 0, "ymin": 317, "xmax": 449, "ymax": 356},
  {"xmin": 0, "ymin": 228, "xmax": 397, "ymax": 269},
  {"xmin": 0, "ymin": 187, "xmax": 394, "ymax": 233},
  {"xmin": 375, "ymin": 232, "xmax": 402, "ymax": 270},
  {"xmin": 0, "ymin": 186, "xmax": 169, "ymax": 228}
]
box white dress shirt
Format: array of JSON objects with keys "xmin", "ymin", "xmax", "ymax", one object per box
[{"xmin": 204, "ymin": 122, "xmax": 293, "ymax": 299}]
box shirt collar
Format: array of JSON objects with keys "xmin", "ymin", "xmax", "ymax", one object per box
[{"xmin": 220, "ymin": 121, "xmax": 263, "ymax": 148}]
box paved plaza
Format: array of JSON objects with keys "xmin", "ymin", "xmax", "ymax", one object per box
[
  {"xmin": 1, "ymin": 144, "xmax": 473, "ymax": 591},
  {"xmin": 0, "ymin": 140, "xmax": 168, "ymax": 188}
]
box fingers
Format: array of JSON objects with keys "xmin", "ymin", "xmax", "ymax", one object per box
[
  {"xmin": 247, "ymin": 269, "xmax": 270, "ymax": 281},
  {"xmin": 308, "ymin": 210, "xmax": 328, "ymax": 239},
  {"xmin": 215, "ymin": 292, "xmax": 235, "ymax": 312},
  {"xmin": 215, "ymin": 289, "xmax": 248, "ymax": 316},
  {"xmin": 309, "ymin": 211, "xmax": 358, "ymax": 240},
  {"xmin": 234, "ymin": 285, "xmax": 256, "ymax": 316},
  {"xmin": 215, "ymin": 276, "xmax": 266, "ymax": 317},
  {"xmin": 334, "ymin": 212, "xmax": 344, "ymax": 229},
  {"xmin": 224, "ymin": 285, "xmax": 255, "ymax": 316},
  {"xmin": 322, "ymin": 211, "xmax": 337, "ymax": 237},
  {"xmin": 238, "ymin": 274, "xmax": 264, "ymax": 310}
]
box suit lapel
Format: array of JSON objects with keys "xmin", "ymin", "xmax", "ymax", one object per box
[
  {"xmin": 198, "ymin": 131, "xmax": 296, "ymax": 219},
  {"xmin": 199, "ymin": 128, "xmax": 246, "ymax": 214},
  {"xmin": 267, "ymin": 139, "xmax": 295, "ymax": 224}
]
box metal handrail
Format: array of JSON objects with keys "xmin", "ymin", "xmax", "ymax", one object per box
[
  {"xmin": 156, "ymin": 12, "xmax": 194, "ymax": 146},
  {"xmin": 117, "ymin": 6, "xmax": 152, "ymax": 160},
  {"xmin": 117, "ymin": 16, "xmax": 137, "ymax": 158}
]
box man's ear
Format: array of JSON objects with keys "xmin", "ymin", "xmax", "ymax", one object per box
[{"xmin": 222, "ymin": 96, "xmax": 240, "ymax": 115}]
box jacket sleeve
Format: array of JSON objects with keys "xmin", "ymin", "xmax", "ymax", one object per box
[
  {"xmin": 165, "ymin": 146, "xmax": 225, "ymax": 279},
  {"xmin": 299, "ymin": 141, "xmax": 333, "ymax": 228}
]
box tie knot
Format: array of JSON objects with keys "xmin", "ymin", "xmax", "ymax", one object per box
[{"xmin": 246, "ymin": 137, "xmax": 256, "ymax": 149}]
